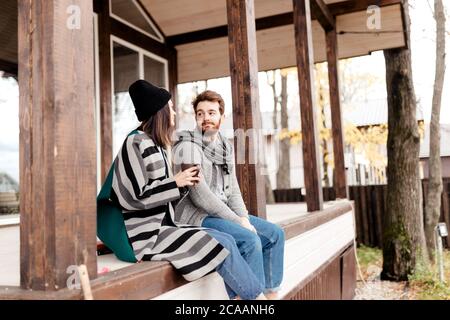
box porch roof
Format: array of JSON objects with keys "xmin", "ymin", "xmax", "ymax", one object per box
[
  {"xmin": 0, "ymin": 1, "xmax": 406, "ymax": 83},
  {"xmin": 139, "ymin": 0, "xmax": 406, "ymax": 83}
]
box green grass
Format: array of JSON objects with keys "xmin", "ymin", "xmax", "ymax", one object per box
[
  {"xmin": 356, "ymin": 244, "xmax": 382, "ymax": 279},
  {"xmin": 356, "ymin": 245, "xmax": 450, "ymax": 300},
  {"xmin": 408, "ymin": 249, "xmax": 450, "ymax": 300}
]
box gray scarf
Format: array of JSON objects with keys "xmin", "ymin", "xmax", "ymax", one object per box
[{"xmin": 174, "ymin": 127, "xmax": 234, "ymax": 174}]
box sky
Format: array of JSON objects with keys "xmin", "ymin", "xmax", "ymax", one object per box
[
  {"xmin": 409, "ymin": 0, "xmax": 450, "ymax": 124},
  {"xmin": 0, "ymin": 0, "xmax": 449, "ymax": 183}
]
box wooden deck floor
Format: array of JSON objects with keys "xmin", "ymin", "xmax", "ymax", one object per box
[{"xmin": 0, "ymin": 201, "xmax": 355, "ymax": 298}]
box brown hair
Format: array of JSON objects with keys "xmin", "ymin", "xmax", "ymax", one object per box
[
  {"xmin": 192, "ymin": 90, "xmax": 225, "ymax": 115},
  {"xmin": 139, "ymin": 104, "xmax": 173, "ymax": 148}
]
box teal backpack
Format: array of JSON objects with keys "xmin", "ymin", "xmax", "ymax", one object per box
[{"xmin": 97, "ymin": 131, "xmax": 138, "ymax": 263}]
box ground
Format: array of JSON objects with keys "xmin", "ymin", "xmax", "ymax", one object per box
[{"xmin": 354, "ymin": 245, "xmax": 450, "ymax": 300}]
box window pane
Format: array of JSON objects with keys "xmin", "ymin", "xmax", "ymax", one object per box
[
  {"xmin": 112, "ymin": 42, "xmax": 140, "ymax": 157},
  {"xmin": 144, "ymin": 55, "xmax": 165, "ymax": 88}
]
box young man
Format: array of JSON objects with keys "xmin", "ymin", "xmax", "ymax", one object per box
[{"xmin": 172, "ymin": 90, "xmax": 285, "ymax": 299}]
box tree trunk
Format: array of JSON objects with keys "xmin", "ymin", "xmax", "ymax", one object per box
[
  {"xmin": 425, "ymin": 0, "xmax": 446, "ymax": 260},
  {"xmin": 264, "ymin": 71, "xmax": 278, "ymax": 202},
  {"xmin": 381, "ymin": 0, "xmax": 429, "ymax": 281},
  {"xmin": 319, "ymin": 88, "xmax": 330, "ymax": 187},
  {"xmin": 277, "ymin": 73, "xmax": 291, "ymax": 189},
  {"xmin": 267, "ymin": 70, "xmax": 279, "ymax": 131}
]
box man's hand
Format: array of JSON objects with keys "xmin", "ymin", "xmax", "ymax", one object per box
[{"xmin": 239, "ymin": 216, "xmax": 257, "ymax": 234}]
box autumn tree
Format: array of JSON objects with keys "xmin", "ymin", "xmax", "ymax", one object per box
[
  {"xmin": 279, "ymin": 62, "xmax": 389, "ymax": 186},
  {"xmin": 381, "ymin": 0, "xmax": 428, "ymax": 281},
  {"xmin": 315, "ymin": 63, "xmax": 332, "ymax": 187},
  {"xmin": 267, "ymin": 69, "xmax": 291, "ymax": 190},
  {"xmin": 424, "ymin": 0, "xmax": 446, "ymax": 259}
]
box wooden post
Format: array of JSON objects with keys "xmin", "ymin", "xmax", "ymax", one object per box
[
  {"xmin": 293, "ymin": 0, "xmax": 323, "ymax": 212},
  {"xmin": 310, "ymin": 0, "xmax": 335, "ymax": 32},
  {"xmin": 18, "ymin": 0, "xmax": 97, "ymax": 290},
  {"xmin": 326, "ymin": 29, "xmax": 348, "ymax": 199},
  {"xmin": 226, "ymin": 0, "xmax": 267, "ymax": 219},
  {"xmin": 98, "ymin": 0, "xmax": 113, "ymax": 182},
  {"xmin": 168, "ymin": 47, "xmax": 179, "ymax": 129}
]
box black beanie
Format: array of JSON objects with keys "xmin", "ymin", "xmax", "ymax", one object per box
[{"xmin": 128, "ymin": 80, "xmax": 172, "ymax": 122}]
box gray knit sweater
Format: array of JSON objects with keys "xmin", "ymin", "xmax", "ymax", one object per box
[{"xmin": 172, "ymin": 138, "xmax": 249, "ymax": 226}]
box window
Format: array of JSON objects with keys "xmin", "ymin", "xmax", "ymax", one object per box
[
  {"xmin": 110, "ymin": 0, "xmax": 164, "ymax": 43},
  {"xmin": 144, "ymin": 55, "xmax": 165, "ymax": 88}
]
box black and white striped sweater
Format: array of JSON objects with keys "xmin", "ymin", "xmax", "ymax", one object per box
[{"xmin": 110, "ymin": 130, "xmax": 229, "ymax": 281}]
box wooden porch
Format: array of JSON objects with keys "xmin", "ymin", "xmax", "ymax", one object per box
[
  {"xmin": 0, "ymin": 0, "xmax": 407, "ymax": 300},
  {"xmin": 0, "ymin": 200, "xmax": 355, "ymax": 299}
]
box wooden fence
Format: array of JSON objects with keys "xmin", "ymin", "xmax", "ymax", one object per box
[{"xmin": 274, "ymin": 178, "xmax": 450, "ymax": 248}]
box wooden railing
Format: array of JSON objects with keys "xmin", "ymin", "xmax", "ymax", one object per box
[
  {"xmin": 274, "ymin": 178, "xmax": 450, "ymax": 248},
  {"xmin": 0, "ymin": 201, "xmax": 355, "ymax": 300},
  {"xmin": 0, "ymin": 192, "xmax": 19, "ymax": 214}
]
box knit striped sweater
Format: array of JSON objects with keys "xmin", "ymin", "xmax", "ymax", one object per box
[{"xmin": 110, "ymin": 131, "xmax": 228, "ymax": 281}]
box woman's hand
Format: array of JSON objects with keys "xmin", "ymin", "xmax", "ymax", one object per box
[
  {"xmin": 174, "ymin": 166, "xmax": 201, "ymax": 187},
  {"xmin": 239, "ymin": 217, "xmax": 257, "ymax": 234}
]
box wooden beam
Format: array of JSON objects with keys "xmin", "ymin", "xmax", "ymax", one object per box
[
  {"xmin": 135, "ymin": 0, "xmax": 166, "ymax": 39},
  {"xmin": 0, "ymin": 261, "xmax": 186, "ymax": 300},
  {"xmin": 93, "ymin": 1, "xmax": 169, "ymax": 59},
  {"xmin": 98, "ymin": 0, "xmax": 113, "ymax": 183},
  {"xmin": 110, "ymin": 18, "xmax": 170, "ymax": 59},
  {"xmin": 167, "ymin": 12, "xmax": 293, "ymax": 46},
  {"xmin": 167, "ymin": 0, "xmax": 402, "ymax": 46},
  {"xmin": 168, "ymin": 47, "xmax": 180, "ymax": 129},
  {"xmin": 167, "ymin": 25, "xmax": 227, "ymax": 46},
  {"xmin": 326, "ymin": 29, "xmax": 348, "ymax": 199},
  {"xmin": 94, "ymin": 0, "xmax": 167, "ymax": 42},
  {"xmin": 328, "ymin": 0, "xmax": 402, "ymax": 16},
  {"xmin": 0, "ymin": 286, "xmax": 82, "ymax": 300},
  {"xmin": 310, "ymin": 0, "xmax": 335, "ymax": 32},
  {"xmin": 18, "ymin": 0, "xmax": 97, "ymax": 290},
  {"xmin": 293, "ymin": 0, "xmax": 323, "ymax": 212},
  {"xmin": 227, "ymin": 0, "xmax": 267, "ymax": 219}
]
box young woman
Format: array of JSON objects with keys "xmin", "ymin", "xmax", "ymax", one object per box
[{"xmin": 100, "ymin": 79, "xmax": 266, "ymax": 300}]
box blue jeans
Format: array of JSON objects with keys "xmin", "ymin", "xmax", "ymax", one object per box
[
  {"xmin": 203, "ymin": 215, "xmax": 285, "ymax": 294},
  {"xmin": 205, "ymin": 229, "xmax": 264, "ymax": 300}
]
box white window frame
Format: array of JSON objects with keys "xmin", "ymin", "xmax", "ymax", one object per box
[
  {"xmin": 110, "ymin": 35, "xmax": 169, "ymax": 90},
  {"xmin": 109, "ymin": 0, "xmax": 165, "ymax": 43},
  {"xmin": 93, "ymin": 13, "xmax": 102, "ymax": 192}
]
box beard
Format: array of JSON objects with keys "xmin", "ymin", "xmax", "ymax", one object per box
[{"xmin": 201, "ymin": 117, "xmax": 222, "ymax": 135}]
